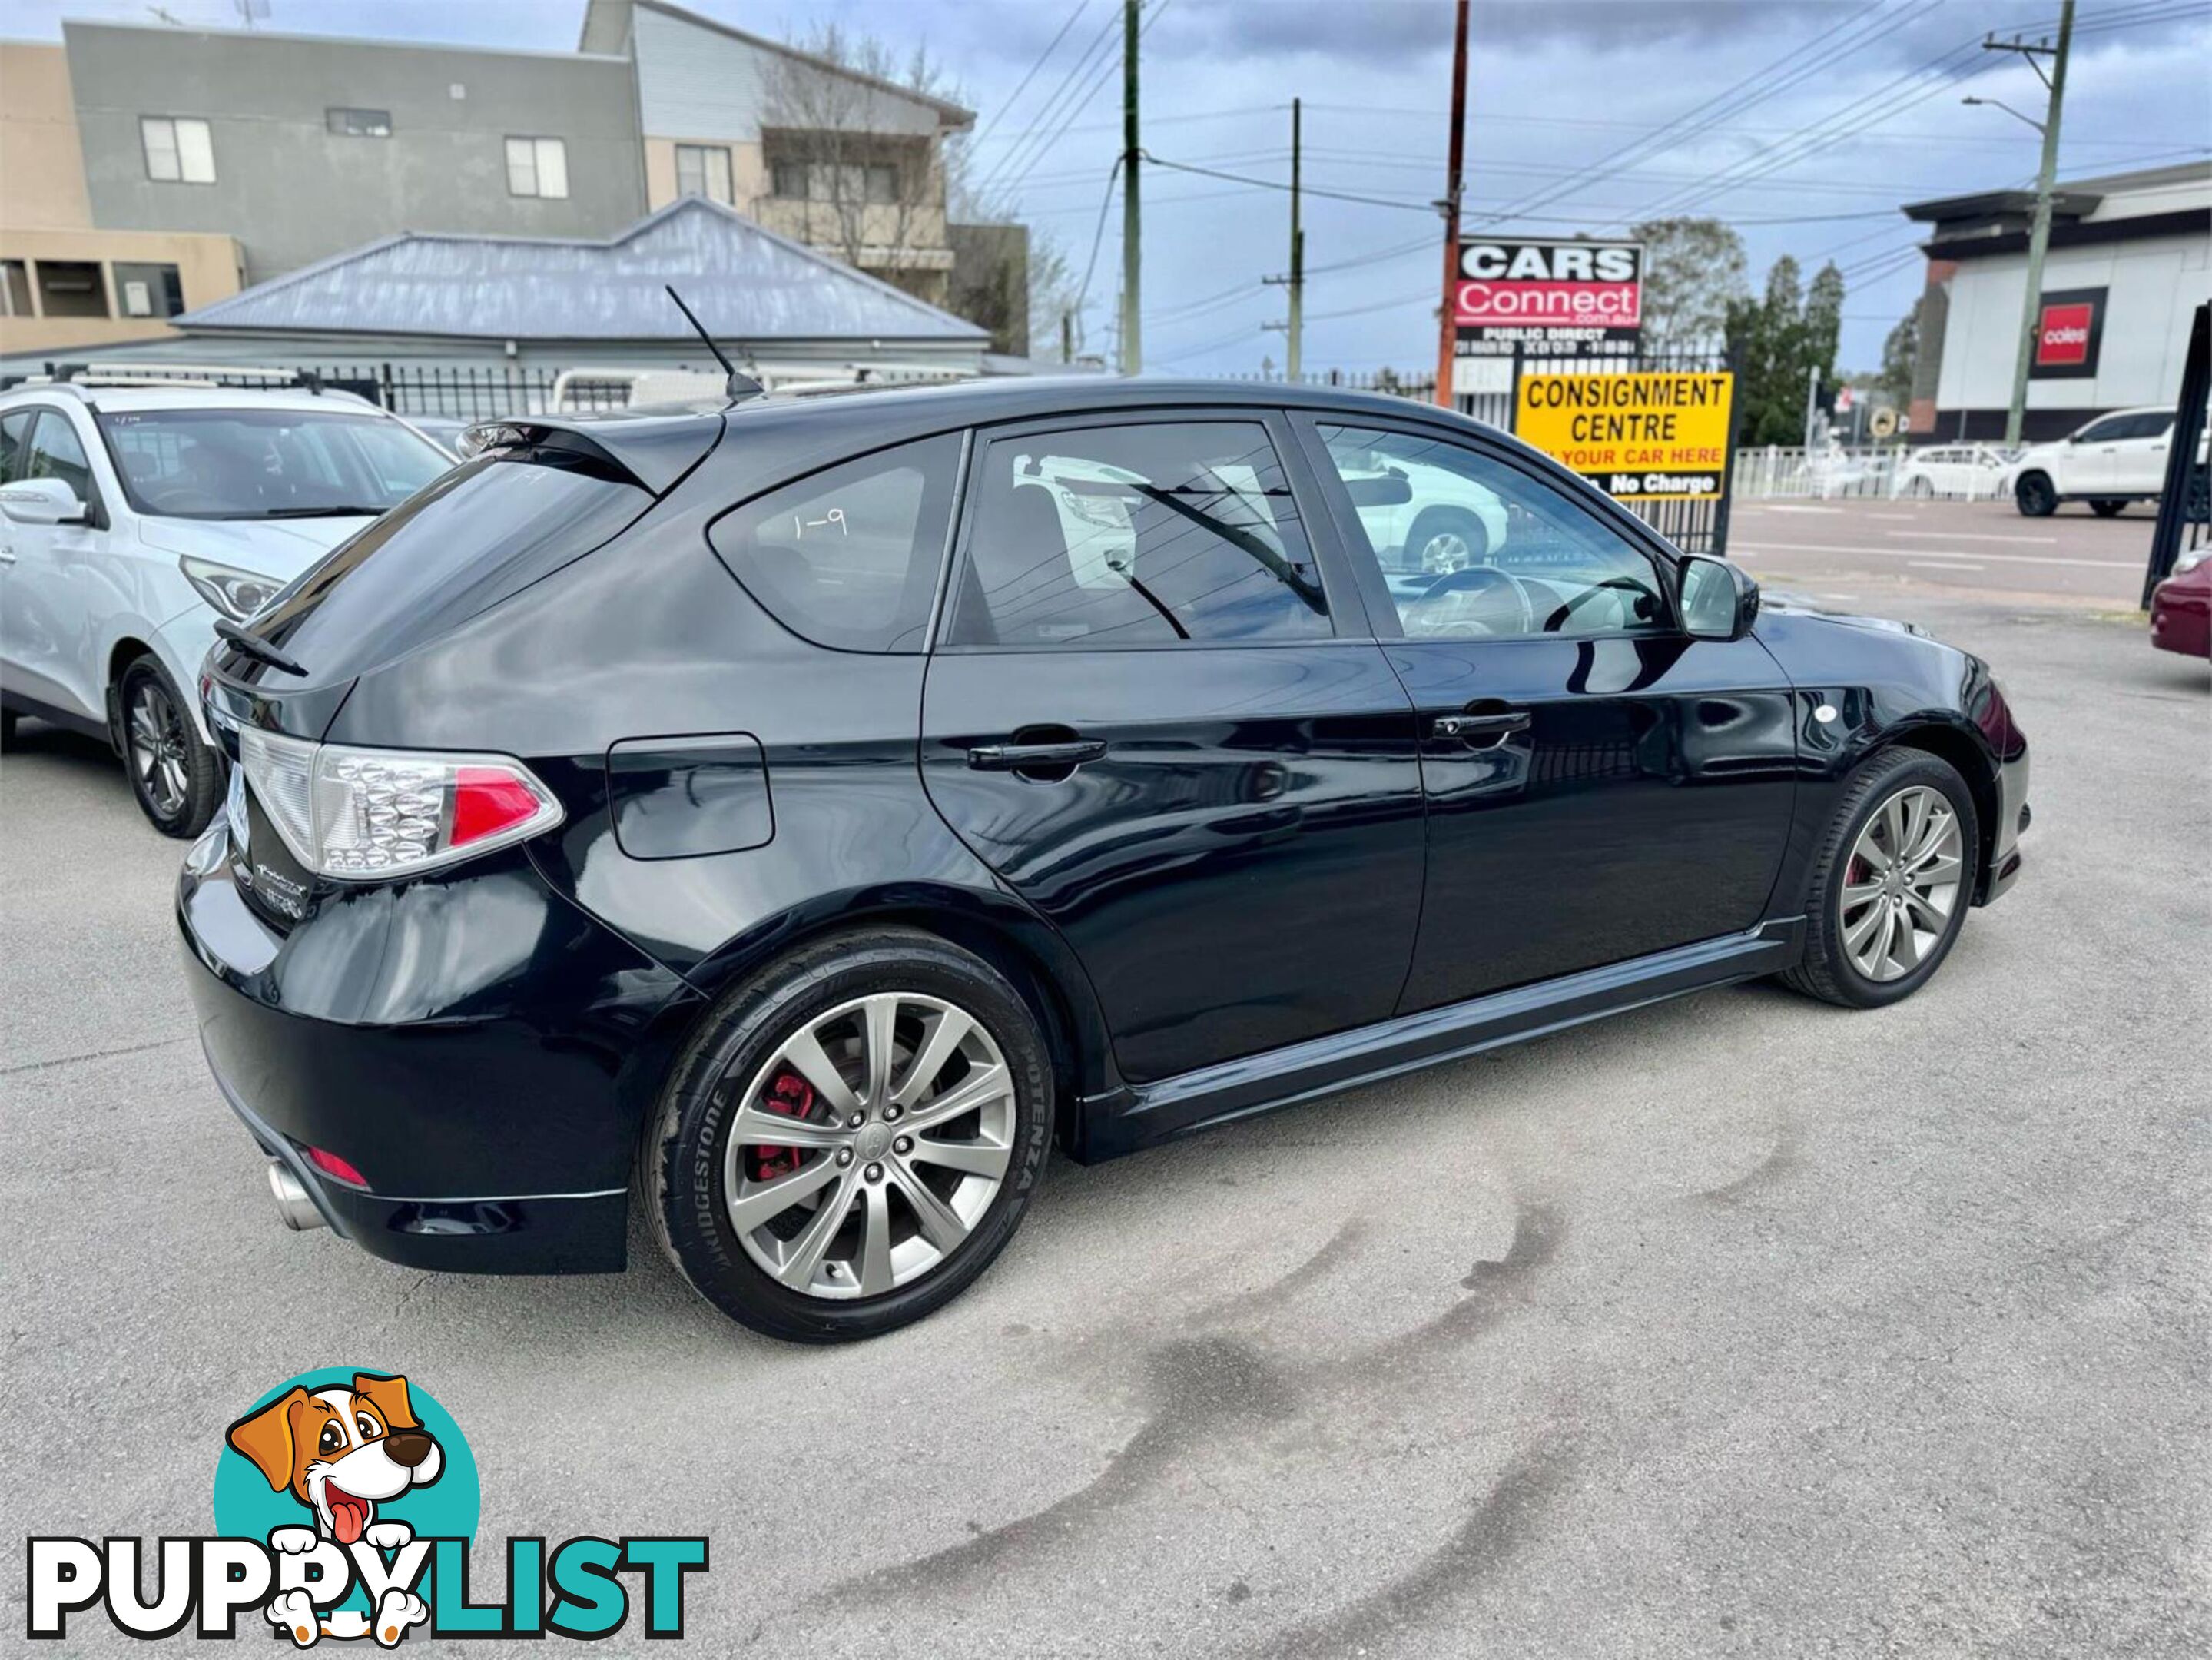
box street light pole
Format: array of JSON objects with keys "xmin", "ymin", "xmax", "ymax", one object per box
[{"xmin": 1976, "ymin": 0, "xmax": 2074, "ymax": 446}]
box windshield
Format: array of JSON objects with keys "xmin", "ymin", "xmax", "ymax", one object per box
[{"xmin": 95, "ymin": 407, "xmax": 449, "ymax": 520}]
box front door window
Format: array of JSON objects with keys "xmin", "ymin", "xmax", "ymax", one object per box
[{"xmin": 1315, "ymin": 424, "xmax": 1668, "ymax": 639}]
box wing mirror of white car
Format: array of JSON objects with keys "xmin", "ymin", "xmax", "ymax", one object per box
[
  {"xmin": 0, "ymin": 478, "xmax": 89, "ymax": 526},
  {"xmin": 1679, "ymin": 553, "xmax": 1759, "ymax": 642}
]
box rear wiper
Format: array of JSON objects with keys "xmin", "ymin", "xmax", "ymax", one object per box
[
  {"xmin": 214, "ymin": 619, "xmax": 308, "ymax": 677},
  {"xmin": 259, "ymin": 504, "xmax": 385, "ymax": 519}
]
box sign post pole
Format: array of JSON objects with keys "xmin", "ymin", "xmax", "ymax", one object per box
[{"xmin": 1434, "ymin": 0, "xmax": 1469, "ymax": 409}]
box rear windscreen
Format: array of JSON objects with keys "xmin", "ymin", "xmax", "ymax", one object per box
[{"xmin": 250, "ymin": 452, "xmax": 651, "ymax": 683}]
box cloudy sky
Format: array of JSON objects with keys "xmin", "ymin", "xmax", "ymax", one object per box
[{"xmin": 12, "ymin": 0, "xmax": 2210, "ymax": 373}]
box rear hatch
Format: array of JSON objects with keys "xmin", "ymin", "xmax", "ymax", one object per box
[
  {"xmin": 202, "ymin": 418, "xmax": 715, "ymax": 928},
  {"xmin": 203, "ymin": 417, "xmax": 714, "ymax": 740}
]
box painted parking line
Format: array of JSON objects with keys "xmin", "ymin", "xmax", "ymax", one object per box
[
  {"xmin": 1881, "ymin": 530, "xmax": 2060, "ymax": 543},
  {"xmin": 1908, "ymin": 559, "xmax": 1987, "ymax": 571},
  {"xmin": 1733, "ymin": 542, "xmax": 2137, "ymax": 570}
]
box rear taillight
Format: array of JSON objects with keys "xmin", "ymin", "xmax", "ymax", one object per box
[{"xmin": 237, "ymin": 728, "xmax": 562, "ymax": 880}]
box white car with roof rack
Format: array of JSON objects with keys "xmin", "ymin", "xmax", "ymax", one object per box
[{"xmin": 0, "ymin": 367, "xmax": 449, "ymax": 835}]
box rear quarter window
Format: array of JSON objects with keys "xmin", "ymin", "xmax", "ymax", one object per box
[{"xmin": 707, "ymin": 435, "xmax": 962, "ymax": 653}]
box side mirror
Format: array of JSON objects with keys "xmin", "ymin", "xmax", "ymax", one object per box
[
  {"xmin": 1679, "ymin": 554, "xmax": 1759, "ymax": 642},
  {"xmin": 0, "ymin": 477, "xmax": 89, "ymax": 526}
]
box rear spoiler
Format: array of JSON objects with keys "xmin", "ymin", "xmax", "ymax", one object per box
[{"xmin": 459, "ymin": 411, "xmax": 722, "ymax": 496}]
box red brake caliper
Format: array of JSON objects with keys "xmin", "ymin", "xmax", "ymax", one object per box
[{"xmin": 749, "ymin": 1071, "xmax": 817, "ymax": 1183}]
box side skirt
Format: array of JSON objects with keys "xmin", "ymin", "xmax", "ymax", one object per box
[{"xmin": 1078, "ymin": 918, "xmax": 1806, "ymax": 1161}]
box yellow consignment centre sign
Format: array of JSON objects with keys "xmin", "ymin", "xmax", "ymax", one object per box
[{"xmin": 1514, "ymin": 370, "xmax": 1735, "ymax": 501}]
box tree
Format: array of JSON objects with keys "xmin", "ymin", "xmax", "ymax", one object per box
[
  {"xmin": 1725, "ymin": 254, "xmax": 1847, "ymax": 447},
  {"xmin": 1878, "ymin": 297, "xmax": 1921, "ymax": 415},
  {"xmin": 1628, "ymin": 217, "xmax": 1750, "ymax": 352},
  {"xmin": 760, "ymin": 25, "xmax": 957, "ymax": 300},
  {"xmin": 764, "ymin": 23, "xmax": 1073, "ymax": 357}
]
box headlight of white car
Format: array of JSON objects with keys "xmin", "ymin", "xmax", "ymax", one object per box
[{"xmin": 179, "ymin": 556, "xmax": 285, "ymax": 622}]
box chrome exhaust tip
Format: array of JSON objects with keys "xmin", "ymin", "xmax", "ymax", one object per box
[{"xmin": 266, "ymin": 1160, "xmax": 329, "ymax": 1232}]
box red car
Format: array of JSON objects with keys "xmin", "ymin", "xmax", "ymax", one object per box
[{"xmin": 2150, "ymin": 547, "xmax": 2211, "ymax": 659}]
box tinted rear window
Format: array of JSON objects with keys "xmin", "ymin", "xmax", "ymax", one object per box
[
  {"xmin": 252, "ymin": 452, "xmax": 650, "ymax": 682},
  {"xmin": 707, "ymin": 434, "xmax": 960, "ymax": 653}
]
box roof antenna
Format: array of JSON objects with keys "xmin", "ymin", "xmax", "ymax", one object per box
[{"xmin": 664, "ymin": 284, "xmax": 762, "ymax": 403}]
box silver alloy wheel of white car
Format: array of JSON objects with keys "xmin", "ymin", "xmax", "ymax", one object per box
[
  {"xmin": 127, "ymin": 674, "xmax": 191, "ymax": 822},
  {"xmin": 1838, "ymin": 785, "xmax": 1965, "ymax": 982},
  {"xmin": 721, "ymin": 992, "xmax": 1017, "ymax": 1300},
  {"xmin": 1419, "ymin": 529, "xmax": 1476, "ymax": 573}
]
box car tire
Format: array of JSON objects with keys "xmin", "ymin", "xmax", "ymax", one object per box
[
  {"xmin": 118, "ymin": 653, "xmax": 221, "ymax": 838},
  {"xmin": 2089, "ymin": 499, "xmax": 2127, "ymax": 518},
  {"xmin": 2014, "ymin": 472, "xmax": 2058, "ymax": 517},
  {"xmin": 1909, "ymin": 476, "xmax": 1934, "ymax": 499},
  {"xmin": 1406, "ymin": 506, "xmax": 1488, "ymax": 574},
  {"xmin": 0, "ymin": 706, "xmax": 15, "ymax": 748},
  {"xmin": 647, "ymin": 926, "xmax": 1053, "ymax": 1343},
  {"xmin": 1781, "ymin": 748, "xmax": 1979, "ymax": 1011}
]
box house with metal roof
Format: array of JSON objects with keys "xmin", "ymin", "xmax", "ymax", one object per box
[{"xmin": 30, "ymin": 198, "xmax": 997, "ymax": 387}]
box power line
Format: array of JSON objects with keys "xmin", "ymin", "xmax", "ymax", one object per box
[{"xmin": 970, "ymin": 1, "xmax": 1089, "ymax": 155}]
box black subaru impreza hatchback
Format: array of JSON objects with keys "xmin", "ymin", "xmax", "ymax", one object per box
[{"xmin": 181, "ymin": 377, "xmax": 2028, "ymax": 1341}]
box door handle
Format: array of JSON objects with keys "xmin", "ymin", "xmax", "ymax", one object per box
[
  {"xmin": 1434, "ymin": 709, "xmax": 1529, "ymax": 742},
  {"xmin": 967, "ymin": 739, "xmax": 1108, "ymax": 772}
]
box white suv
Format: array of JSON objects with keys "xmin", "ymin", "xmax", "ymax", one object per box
[
  {"xmin": 2002, "ymin": 406, "xmax": 2180, "ymax": 517},
  {"xmin": 0, "ymin": 380, "xmax": 449, "ymax": 834}
]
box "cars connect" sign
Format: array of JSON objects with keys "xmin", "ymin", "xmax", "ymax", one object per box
[{"xmin": 1453, "ymin": 238, "xmax": 1644, "ymax": 360}]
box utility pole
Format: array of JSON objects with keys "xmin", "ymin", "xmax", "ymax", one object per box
[
  {"xmin": 1262, "ymin": 99, "xmax": 1306, "ymax": 380},
  {"xmin": 1433, "ymin": 0, "xmax": 1470, "ymax": 409},
  {"xmin": 1973, "ymin": 0, "xmax": 2074, "ymax": 446},
  {"xmin": 1119, "ymin": 0, "xmax": 1142, "ymax": 377},
  {"xmin": 1288, "ymin": 98, "xmax": 1303, "ymax": 380},
  {"xmin": 1062, "ymin": 307, "xmax": 1074, "ymax": 364}
]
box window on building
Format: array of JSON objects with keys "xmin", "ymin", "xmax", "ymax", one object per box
[
  {"xmin": 863, "ymin": 163, "xmax": 900, "ymax": 204},
  {"xmin": 112, "ymin": 262, "xmax": 186, "ymax": 320},
  {"xmin": 950, "ymin": 423, "xmax": 1331, "ymax": 649},
  {"xmin": 769, "ymin": 159, "xmax": 809, "ymax": 201},
  {"xmin": 141, "ymin": 116, "xmax": 216, "ymax": 184},
  {"xmin": 1, "ymin": 261, "xmax": 31, "ymax": 318},
  {"xmin": 33, "ymin": 261, "xmax": 109, "ymax": 320},
  {"xmin": 674, "ymin": 144, "xmax": 734, "ymax": 206},
  {"xmin": 708, "ymin": 436, "xmax": 963, "ymax": 653},
  {"xmin": 327, "ymin": 108, "xmax": 393, "ymax": 138},
  {"xmin": 505, "ymin": 136, "xmax": 569, "ymax": 199}
]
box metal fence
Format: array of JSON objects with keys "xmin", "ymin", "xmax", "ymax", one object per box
[{"xmin": 1731, "ymin": 443, "xmax": 2022, "ymax": 503}]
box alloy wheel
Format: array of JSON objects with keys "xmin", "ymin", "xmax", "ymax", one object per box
[
  {"xmin": 721, "ymin": 992, "xmax": 1016, "ymax": 1300},
  {"xmin": 1420, "ymin": 530, "xmax": 1473, "ymax": 573},
  {"xmin": 1839, "ymin": 785, "xmax": 1964, "ymax": 983},
  {"xmin": 128, "ymin": 678, "xmax": 191, "ymax": 821}
]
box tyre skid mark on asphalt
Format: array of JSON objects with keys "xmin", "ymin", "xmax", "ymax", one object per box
[
  {"xmin": 1197, "ymin": 1214, "xmax": 1372, "ymax": 1326},
  {"xmin": 1696, "ymin": 1119, "xmax": 1799, "ymax": 1204},
  {"xmin": 834, "ymin": 1202, "xmax": 1567, "ymax": 1605},
  {"xmin": 1247, "ymin": 1436, "xmax": 1581, "ymax": 1660},
  {"xmin": 837, "ymin": 1334, "xmax": 1292, "ymax": 1599}
]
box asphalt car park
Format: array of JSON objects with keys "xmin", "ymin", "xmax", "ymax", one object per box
[{"xmin": 2, "ymin": 566, "xmax": 2203, "ymax": 1653}]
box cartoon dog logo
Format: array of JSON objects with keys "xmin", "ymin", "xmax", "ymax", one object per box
[{"xmin": 227, "ymin": 1373, "xmax": 441, "ymax": 1646}]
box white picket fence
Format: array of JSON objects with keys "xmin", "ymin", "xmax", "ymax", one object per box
[{"xmin": 1732, "ymin": 444, "xmax": 2021, "ymax": 503}]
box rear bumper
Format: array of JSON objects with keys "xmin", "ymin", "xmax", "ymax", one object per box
[
  {"xmin": 177, "ymin": 824, "xmax": 693, "ymax": 1274},
  {"xmin": 2149, "ymin": 580, "xmax": 2210, "ymax": 659}
]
